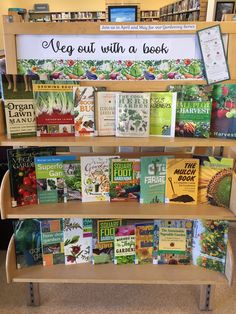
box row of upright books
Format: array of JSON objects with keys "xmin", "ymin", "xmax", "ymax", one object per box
[
  {"xmin": 14, "ymin": 217, "xmax": 229, "ymax": 274},
  {"xmin": 160, "ymin": 0, "xmax": 200, "ymax": 17},
  {"xmin": 2, "ymin": 76, "xmax": 236, "ymax": 140}
]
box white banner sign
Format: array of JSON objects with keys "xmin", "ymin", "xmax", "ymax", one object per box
[{"xmin": 100, "ymin": 24, "xmax": 197, "ymax": 31}]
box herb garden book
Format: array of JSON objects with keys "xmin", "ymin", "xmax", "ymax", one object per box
[
  {"xmin": 35, "ymin": 155, "xmax": 76, "ymax": 204},
  {"xmin": 114, "ymin": 225, "xmax": 136, "ymax": 265},
  {"xmin": 165, "ymin": 158, "xmax": 199, "ymax": 205},
  {"xmin": 7, "ymin": 147, "xmax": 56, "ymax": 208},
  {"xmin": 116, "ymin": 93, "xmax": 150, "ymax": 137},
  {"xmin": 63, "ymin": 160, "xmax": 81, "ymax": 202},
  {"xmin": 33, "ymin": 80, "xmax": 79, "ymax": 137},
  {"xmin": 150, "ymin": 92, "xmax": 177, "ymax": 137},
  {"xmin": 135, "ymin": 222, "xmax": 154, "ymax": 264}
]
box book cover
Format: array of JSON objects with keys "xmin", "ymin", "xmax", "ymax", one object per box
[
  {"xmin": 114, "ymin": 225, "xmax": 136, "ymax": 265},
  {"xmin": 192, "ymin": 220, "xmax": 228, "ymax": 273},
  {"xmin": 150, "ymin": 92, "xmax": 177, "ymax": 137},
  {"xmin": 153, "ymin": 220, "xmax": 193, "ymax": 265},
  {"xmin": 7, "ymin": 147, "xmax": 56, "ymax": 207},
  {"xmin": 140, "ymin": 156, "xmax": 172, "ymax": 204},
  {"xmin": 92, "ymin": 219, "xmax": 122, "ymax": 264},
  {"xmin": 33, "ymin": 80, "xmax": 79, "ymax": 137},
  {"xmin": 193, "ymin": 155, "xmax": 234, "ymax": 208},
  {"xmin": 64, "ymin": 218, "xmax": 92, "ymax": 265},
  {"xmin": 135, "ymin": 222, "xmax": 154, "ymax": 264},
  {"xmin": 95, "ymin": 91, "xmax": 117, "ymax": 136},
  {"xmin": 81, "ymin": 156, "xmax": 115, "ymax": 202},
  {"xmin": 175, "ymin": 101, "xmax": 212, "ymax": 138},
  {"xmin": 110, "ymin": 158, "xmax": 140, "ymax": 202},
  {"xmin": 40, "ymin": 219, "xmax": 64, "ymax": 266},
  {"xmin": 14, "ymin": 219, "xmax": 42, "ymax": 269},
  {"xmin": 35, "ymin": 155, "xmax": 76, "ymax": 204},
  {"xmin": 116, "ymin": 93, "xmax": 150, "ymax": 137},
  {"xmin": 165, "ymin": 158, "xmax": 199, "ymax": 205},
  {"xmin": 63, "ymin": 160, "xmax": 81, "ymax": 202}
]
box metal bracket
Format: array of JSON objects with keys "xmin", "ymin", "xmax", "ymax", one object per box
[
  {"xmin": 199, "ymin": 284, "xmax": 215, "ymax": 311},
  {"xmin": 27, "ymin": 282, "xmax": 40, "ymax": 306}
]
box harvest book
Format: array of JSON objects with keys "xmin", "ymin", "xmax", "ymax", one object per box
[
  {"xmin": 114, "ymin": 225, "xmax": 136, "ymax": 265},
  {"xmin": 63, "ymin": 160, "xmax": 81, "ymax": 202}
]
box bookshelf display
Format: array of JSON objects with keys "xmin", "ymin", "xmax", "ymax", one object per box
[
  {"xmin": 28, "ymin": 11, "xmax": 106, "ymax": 22},
  {"xmin": 1, "ymin": 19, "xmax": 236, "ymax": 310},
  {"xmin": 140, "ymin": 10, "xmax": 159, "ymax": 21}
]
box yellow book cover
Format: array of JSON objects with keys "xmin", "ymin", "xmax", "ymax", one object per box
[{"xmin": 165, "ymin": 159, "xmax": 199, "ymax": 205}]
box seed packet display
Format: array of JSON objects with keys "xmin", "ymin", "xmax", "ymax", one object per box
[
  {"xmin": 63, "ymin": 160, "xmax": 81, "ymax": 202},
  {"xmin": 114, "ymin": 225, "xmax": 136, "ymax": 265},
  {"xmin": 135, "ymin": 222, "xmax": 154, "ymax": 264}
]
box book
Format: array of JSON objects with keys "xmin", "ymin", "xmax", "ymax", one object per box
[
  {"xmin": 64, "ymin": 218, "xmax": 92, "ymax": 265},
  {"xmin": 192, "ymin": 220, "xmax": 228, "ymax": 273},
  {"xmin": 14, "ymin": 219, "xmax": 42, "ymax": 269},
  {"xmin": 135, "ymin": 222, "xmax": 154, "ymax": 264},
  {"xmin": 165, "ymin": 158, "xmax": 199, "ymax": 205},
  {"xmin": 92, "ymin": 219, "xmax": 122, "ymax": 264},
  {"xmin": 193, "ymin": 155, "xmax": 234, "ymax": 208},
  {"xmin": 114, "ymin": 225, "xmax": 136, "ymax": 265},
  {"xmin": 116, "ymin": 93, "xmax": 150, "ymax": 137},
  {"xmin": 95, "ymin": 91, "xmax": 117, "ymax": 136},
  {"xmin": 81, "ymin": 156, "xmax": 115, "ymax": 202},
  {"xmin": 63, "ymin": 160, "xmax": 81, "ymax": 202},
  {"xmin": 110, "ymin": 158, "xmax": 140, "ymax": 202},
  {"xmin": 35, "ymin": 155, "xmax": 76, "ymax": 204},
  {"xmin": 153, "ymin": 220, "xmax": 193, "ymax": 265},
  {"xmin": 140, "ymin": 156, "xmax": 172, "ymax": 204},
  {"xmin": 169, "ymin": 85, "xmax": 211, "ymax": 102},
  {"xmin": 33, "ymin": 80, "xmax": 79, "ymax": 137},
  {"xmin": 175, "ymin": 101, "xmax": 212, "ymax": 138},
  {"xmin": 7, "ymin": 147, "xmax": 56, "ymax": 207},
  {"xmin": 40, "ymin": 219, "xmax": 64, "ymax": 266},
  {"xmin": 150, "ymin": 92, "xmax": 177, "ymax": 137}
]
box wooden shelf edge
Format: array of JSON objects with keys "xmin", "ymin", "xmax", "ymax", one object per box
[
  {"xmin": 225, "ymin": 240, "xmax": 234, "ymax": 286},
  {"xmin": 6, "ymin": 235, "xmax": 16, "ymax": 284},
  {"xmin": 0, "ymin": 170, "xmax": 10, "ymax": 219}
]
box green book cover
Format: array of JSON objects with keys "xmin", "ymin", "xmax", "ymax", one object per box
[
  {"xmin": 63, "ymin": 160, "xmax": 81, "ymax": 202},
  {"xmin": 114, "ymin": 225, "xmax": 136, "ymax": 265},
  {"xmin": 150, "ymin": 92, "xmax": 177, "ymax": 137}
]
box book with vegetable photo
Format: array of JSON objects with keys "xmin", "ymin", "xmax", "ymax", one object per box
[
  {"xmin": 63, "ymin": 160, "xmax": 81, "ymax": 202},
  {"xmin": 114, "ymin": 225, "xmax": 136, "ymax": 265},
  {"xmin": 135, "ymin": 222, "xmax": 154, "ymax": 264}
]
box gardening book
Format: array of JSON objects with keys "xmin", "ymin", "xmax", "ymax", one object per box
[
  {"xmin": 114, "ymin": 225, "xmax": 136, "ymax": 265},
  {"xmin": 110, "ymin": 158, "xmax": 140, "ymax": 202},
  {"xmin": 116, "ymin": 93, "xmax": 150, "ymax": 137},
  {"xmin": 63, "ymin": 160, "xmax": 81, "ymax": 202},
  {"xmin": 95, "ymin": 91, "xmax": 118, "ymax": 136},
  {"xmin": 165, "ymin": 158, "xmax": 199, "ymax": 205},
  {"xmin": 150, "ymin": 92, "xmax": 177, "ymax": 137},
  {"xmin": 153, "ymin": 220, "xmax": 193, "ymax": 265},
  {"xmin": 193, "ymin": 155, "xmax": 234, "ymax": 208},
  {"xmin": 175, "ymin": 101, "xmax": 212, "ymax": 138},
  {"xmin": 14, "ymin": 219, "xmax": 42, "ymax": 269},
  {"xmin": 40, "ymin": 219, "xmax": 64, "ymax": 266},
  {"xmin": 169, "ymin": 85, "xmax": 211, "ymax": 102},
  {"xmin": 192, "ymin": 220, "xmax": 229, "ymax": 273},
  {"xmin": 135, "ymin": 222, "xmax": 154, "ymax": 264},
  {"xmin": 64, "ymin": 218, "xmax": 92, "ymax": 265},
  {"xmin": 81, "ymin": 156, "xmax": 116, "ymax": 202},
  {"xmin": 92, "ymin": 219, "xmax": 122, "ymax": 264},
  {"xmin": 7, "ymin": 147, "xmax": 56, "ymax": 207},
  {"xmin": 140, "ymin": 156, "xmax": 173, "ymax": 204},
  {"xmin": 35, "ymin": 155, "xmax": 76, "ymax": 204},
  {"xmin": 33, "ymin": 80, "xmax": 80, "ymax": 137}
]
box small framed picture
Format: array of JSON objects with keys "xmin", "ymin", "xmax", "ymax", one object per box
[{"xmin": 215, "ymin": 1, "xmax": 235, "ymax": 21}]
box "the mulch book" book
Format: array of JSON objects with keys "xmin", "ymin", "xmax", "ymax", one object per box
[{"xmin": 114, "ymin": 225, "xmax": 136, "ymax": 265}]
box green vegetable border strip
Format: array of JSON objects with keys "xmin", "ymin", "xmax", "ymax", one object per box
[{"xmin": 18, "ymin": 59, "xmax": 204, "ymax": 81}]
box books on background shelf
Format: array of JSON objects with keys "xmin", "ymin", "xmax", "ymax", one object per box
[{"xmin": 63, "ymin": 160, "xmax": 82, "ymax": 202}]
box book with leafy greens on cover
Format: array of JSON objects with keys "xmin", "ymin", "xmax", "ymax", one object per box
[
  {"xmin": 92, "ymin": 219, "xmax": 122, "ymax": 264},
  {"xmin": 35, "ymin": 155, "xmax": 76, "ymax": 204},
  {"xmin": 192, "ymin": 220, "xmax": 228, "ymax": 273},
  {"xmin": 114, "ymin": 225, "xmax": 136, "ymax": 265},
  {"xmin": 63, "ymin": 160, "xmax": 81, "ymax": 202},
  {"xmin": 116, "ymin": 93, "xmax": 150, "ymax": 137},
  {"xmin": 7, "ymin": 147, "xmax": 56, "ymax": 207},
  {"xmin": 165, "ymin": 158, "xmax": 199, "ymax": 205},
  {"xmin": 193, "ymin": 155, "xmax": 234, "ymax": 208},
  {"xmin": 14, "ymin": 219, "xmax": 42, "ymax": 269},
  {"xmin": 135, "ymin": 222, "xmax": 154, "ymax": 264},
  {"xmin": 150, "ymin": 92, "xmax": 177, "ymax": 137},
  {"xmin": 33, "ymin": 80, "xmax": 79, "ymax": 137},
  {"xmin": 110, "ymin": 158, "xmax": 140, "ymax": 202},
  {"xmin": 64, "ymin": 218, "xmax": 92, "ymax": 265}
]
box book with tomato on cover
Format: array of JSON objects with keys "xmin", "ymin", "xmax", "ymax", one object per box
[
  {"xmin": 110, "ymin": 158, "xmax": 140, "ymax": 202},
  {"xmin": 63, "ymin": 160, "xmax": 81, "ymax": 202},
  {"xmin": 35, "ymin": 155, "xmax": 76, "ymax": 204},
  {"xmin": 150, "ymin": 92, "xmax": 177, "ymax": 137},
  {"xmin": 33, "ymin": 80, "xmax": 80, "ymax": 137},
  {"xmin": 92, "ymin": 219, "xmax": 122, "ymax": 264},
  {"xmin": 7, "ymin": 147, "xmax": 56, "ymax": 207},
  {"xmin": 40, "ymin": 219, "xmax": 64, "ymax": 266},
  {"xmin": 165, "ymin": 158, "xmax": 199, "ymax": 205},
  {"xmin": 193, "ymin": 155, "xmax": 234, "ymax": 208},
  {"xmin": 135, "ymin": 222, "xmax": 154, "ymax": 264},
  {"xmin": 64, "ymin": 218, "xmax": 92, "ymax": 265},
  {"xmin": 114, "ymin": 225, "xmax": 136, "ymax": 265}
]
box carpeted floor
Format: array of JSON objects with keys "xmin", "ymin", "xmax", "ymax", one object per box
[{"xmin": 0, "ymin": 225, "xmax": 236, "ymax": 314}]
